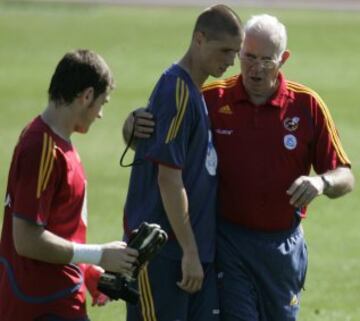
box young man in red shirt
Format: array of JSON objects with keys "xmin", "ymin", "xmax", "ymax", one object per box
[{"xmin": 0, "ymin": 49, "xmax": 138, "ymax": 321}]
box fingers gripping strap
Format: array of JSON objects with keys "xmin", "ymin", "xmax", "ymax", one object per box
[{"xmin": 70, "ymin": 243, "xmax": 103, "ymax": 265}]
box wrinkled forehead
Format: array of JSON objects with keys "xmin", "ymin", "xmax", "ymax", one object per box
[{"xmin": 242, "ymin": 30, "xmax": 280, "ymax": 58}]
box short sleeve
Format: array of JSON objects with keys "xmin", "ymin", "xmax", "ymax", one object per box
[
  {"xmin": 145, "ymin": 75, "xmax": 195, "ymax": 168},
  {"xmin": 13, "ymin": 133, "xmax": 60, "ymax": 225},
  {"xmin": 311, "ymin": 94, "xmax": 351, "ymax": 173}
]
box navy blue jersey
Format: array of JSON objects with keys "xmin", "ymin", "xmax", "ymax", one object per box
[{"xmin": 124, "ymin": 64, "xmax": 218, "ymax": 263}]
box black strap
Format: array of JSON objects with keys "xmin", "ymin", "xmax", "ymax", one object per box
[{"xmin": 119, "ymin": 112, "xmax": 143, "ymax": 168}]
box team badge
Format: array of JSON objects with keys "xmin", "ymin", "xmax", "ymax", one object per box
[
  {"xmin": 284, "ymin": 134, "xmax": 297, "ymax": 150},
  {"xmin": 284, "ymin": 116, "xmax": 300, "ymax": 132},
  {"xmin": 290, "ymin": 294, "xmax": 299, "ymax": 306}
]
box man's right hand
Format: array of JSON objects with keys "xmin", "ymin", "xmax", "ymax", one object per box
[
  {"xmin": 177, "ymin": 251, "xmax": 204, "ymax": 294},
  {"xmin": 99, "ymin": 241, "xmax": 138, "ymax": 275}
]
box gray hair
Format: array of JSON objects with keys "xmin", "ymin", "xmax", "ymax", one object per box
[{"xmin": 243, "ymin": 14, "xmax": 287, "ymax": 58}]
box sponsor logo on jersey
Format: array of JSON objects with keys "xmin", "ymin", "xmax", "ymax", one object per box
[
  {"xmin": 215, "ymin": 129, "xmax": 233, "ymax": 135},
  {"xmin": 284, "ymin": 134, "xmax": 297, "ymax": 150},
  {"xmin": 218, "ymin": 104, "xmax": 233, "ymax": 115},
  {"xmin": 284, "ymin": 116, "xmax": 300, "ymax": 132}
]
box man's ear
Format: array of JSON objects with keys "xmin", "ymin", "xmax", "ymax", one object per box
[
  {"xmin": 78, "ymin": 87, "xmax": 94, "ymax": 106},
  {"xmin": 280, "ymin": 50, "xmax": 290, "ymax": 66},
  {"xmin": 193, "ymin": 31, "xmax": 206, "ymax": 47}
]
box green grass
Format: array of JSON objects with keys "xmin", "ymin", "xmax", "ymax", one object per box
[{"xmin": 0, "ymin": 3, "xmax": 359, "ymax": 320}]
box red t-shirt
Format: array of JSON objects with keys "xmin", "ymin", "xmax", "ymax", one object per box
[
  {"xmin": 203, "ymin": 73, "xmax": 351, "ymax": 231},
  {"xmin": 0, "ymin": 116, "xmax": 88, "ymax": 320}
]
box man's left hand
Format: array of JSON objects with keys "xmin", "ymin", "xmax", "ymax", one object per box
[{"xmin": 287, "ymin": 175, "xmax": 325, "ymax": 208}]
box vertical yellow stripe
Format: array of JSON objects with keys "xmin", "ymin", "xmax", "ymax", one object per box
[
  {"xmin": 286, "ymin": 83, "xmax": 350, "ymax": 164},
  {"xmin": 142, "ymin": 266, "xmax": 156, "ymax": 320},
  {"xmin": 40, "ymin": 136, "xmax": 54, "ymax": 192},
  {"xmin": 36, "ymin": 133, "xmax": 48, "ymax": 198},
  {"xmin": 42, "ymin": 142, "xmax": 55, "ymax": 192},
  {"xmin": 172, "ymin": 87, "xmax": 189, "ymax": 137},
  {"xmin": 139, "ymin": 267, "xmax": 157, "ymax": 321},
  {"xmin": 166, "ymin": 79, "xmax": 182, "ymax": 142},
  {"xmin": 170, "ymin": 80, "xmax": 186, "ymax": 141}
]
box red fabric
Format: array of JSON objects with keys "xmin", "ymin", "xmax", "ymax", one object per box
[
  {"xmin": 0, "ymin": 116, "xmax": 88, "ymax": 320},
  {"xmin": 203, "ymin": 73, "xmax": 350, "ymax": 231}
]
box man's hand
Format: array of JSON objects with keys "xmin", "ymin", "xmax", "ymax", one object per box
[
  {"xmin": 177, "ymin": 251, "xmax": 204, "ymax": 294},
  {"xmin": 99, "ymin": 241, "xmax": 138, "ymax": 275},
  {"xmin": 133, "ymin": 109, "xmax": 155, "ymax": 139},
  {"xmin": 287, "ymin": 175, "xmax": 325, "ymax": 208},
  {"xmin": 122, "ymin": 108, "xmax": 155, "ymax": 147}
]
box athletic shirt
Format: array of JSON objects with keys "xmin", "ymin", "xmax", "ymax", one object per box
[
  {"xmin": 0, "ymin": 116, "xmax": 88, "ymax": 320},
  {"xmin": 124, "ymin": 64, "xmax": 218, "ymax": 263},
  {"xmin": 203, "ymin": 73, "xmax": 351, "ymax": 232}
]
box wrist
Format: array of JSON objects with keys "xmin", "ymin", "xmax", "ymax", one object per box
[
  {"xmin": 70, "ymin": 243, "xmax": 103, "ymax": 265},
  {"xmin": 321, "ymin": 174, "xmax": 333, "ymax": 194}
]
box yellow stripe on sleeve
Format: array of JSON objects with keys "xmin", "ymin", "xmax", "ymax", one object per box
[
  {"xmin": 36, "ymin": 133, "xmax": 48, "ymax": 198},
  {"xmin": 36, "ymin": 133, "xmax": 56, "ymax": 199},
  {"xmin": 286, "ymin": 82, "xmax": 350, "ymax": 164},
  {"xmin": 165, "ymin": 78, "xmax": 189, "ymax": 143},
  {"xmin": 139, "ymin": 266, "xmax": 157, "ymax": 321}
]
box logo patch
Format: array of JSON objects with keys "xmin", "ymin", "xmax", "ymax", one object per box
[
  {"xmin": 215, "ymin": 129, "xmax": 233, "ymax": 135},
  {"xmin": 284, "ymin": 116, "xmax": 300, "ymax": 132},
  {"xmin": 218, "ymin": 104, "xmax": 233, "ymax": 115},
  {"xmin": 284, "ymin": 134, "xmax": 297, "ymax": 150},
  {"xmin": 205, "ymin": 130, "xmax": 218, "ymax": 176}
]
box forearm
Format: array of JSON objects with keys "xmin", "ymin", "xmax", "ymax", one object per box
[
  {"xmin": 13, "ymin": 217, "xmax": 73, "ymax": 264},
  {"xmin": 321, "ymin": 166, "xmax": 355, "ymax": 198},
  {"xmin": 158, "ymin": 166, "xmax": 198, "ymax": 256}
]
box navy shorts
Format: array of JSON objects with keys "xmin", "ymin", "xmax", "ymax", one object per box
[
  {"xmin": 127, "ymin": 255, "xmax": 220, "ymax": 321},
  {"xmin": 217, "ymin": 218, "xmax": 308, "ymax": 321}
]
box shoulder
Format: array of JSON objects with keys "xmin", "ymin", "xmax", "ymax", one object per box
[{"xmin": 202, "ymin": 74, "xmax": 239, "ymax": 95}]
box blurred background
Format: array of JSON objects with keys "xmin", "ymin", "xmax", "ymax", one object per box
[{"xmin": 0, "ymin": 0, "xmax": 359, "ymax": 320}]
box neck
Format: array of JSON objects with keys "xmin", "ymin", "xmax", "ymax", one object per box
[
  {"xmin": 249, "ymin": 78, "xmax": 279, "ymax": 106},
  {"xmin": 178, "ymin": 51, "xmax": 208, "ymax": 90},
  {"xmin": 41, "ymin": 102, "xmax": 73, "ymax": 142}
]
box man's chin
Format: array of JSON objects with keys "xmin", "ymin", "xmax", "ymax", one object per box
[{"xmin": 74, "ymin": 126, "xmax": 88, "ymax": 134}]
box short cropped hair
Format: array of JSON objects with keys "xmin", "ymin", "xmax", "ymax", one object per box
[
  {"xmin": 48, "ymin": 49, "xmax": 114, "ymax": 105},
  {"xmin": 194, "ymin": 4, "xmax": 243, "ymax": 41},
  {"xmin": 244, "ymin": 14, "xmax": 287, "ymax": 57}
]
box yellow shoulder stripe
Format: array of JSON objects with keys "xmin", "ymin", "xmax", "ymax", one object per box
[
  {"xmin": 165, "ymin": 78, "xmax": 189, "ymax": 143},
  {"xmin": 287, "ymin": 82, "xmax": 350, "ymax": 164},
  {"xmin": 139, "ymin": 265, "xmax": 157, "ymax": 321},
  {"xmin": 36, "ymin": 133, "xmax": 56, "ymax": 198},
  {"xmin": 202, "ymin": 75, "xmax": 238, "ymax": 92}
]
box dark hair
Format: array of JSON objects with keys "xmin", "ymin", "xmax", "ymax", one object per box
[
  {"xmin": 48, "ymin": 49, "xmax": 114, "ymax": 104},
  {"xmin": 194, "ymin": 4, "xmax": 243, "ymax": 40}
]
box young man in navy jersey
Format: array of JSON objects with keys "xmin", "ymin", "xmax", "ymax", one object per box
[
  {"xmin": 125, "ymin": 14, "xmax": 355, "ymax": 321},
  {"xmin": 123, "ymin": 5, "xmax": 243, "ymax": 321}
]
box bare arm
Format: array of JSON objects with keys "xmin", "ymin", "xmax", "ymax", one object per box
[
  {"xmin": 122, "ymin": 108, "xmax": 155, "ymax": 149},
  {"xmin": 157, "ymin": 165, "xmax": 203, "ymax": 293},
  {"xmin": 13, "ymin": 216, "xmax": 138, "ymax": 274},
  {"xmin": 287, "ymin": 166, "xmax": 355, "ymax": 208}
]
